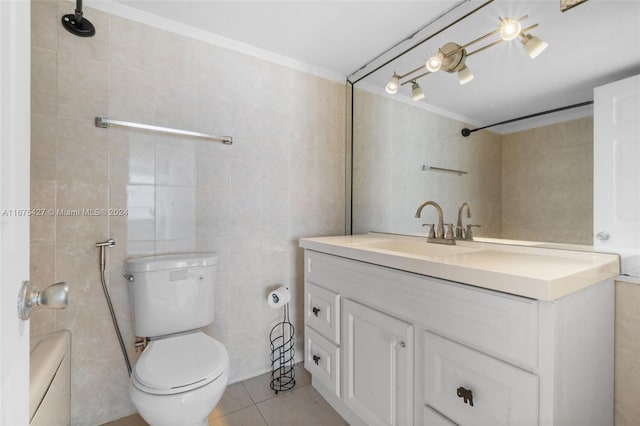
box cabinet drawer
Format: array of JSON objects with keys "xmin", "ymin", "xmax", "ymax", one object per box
[
  {"xmin": 423, "ymin": 331, "xmax": 538, "ymax": 426},
  {"xmin": 423, "ymin": 405, "xmax": 457, "ymax": 426},
  {"xmin": 305, "ymin": 281, "xmax": 340, "ymax": 344},
  {"xmin": 304, "ymin": 326, "xmax": 340, "ymax": 397}
]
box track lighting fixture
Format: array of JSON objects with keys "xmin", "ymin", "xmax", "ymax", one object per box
[
  {"xmin": 426, "ymin": 51, "xmax": 445, "ymax": 73},
  {"xmin": 385, "ymin": 15, "xmax": 547, "ymax": 101},
  {"xmin": 385, "ymin": 73, "xmax": 400, "ymax": 94},
  {"xmin": 411, "ymin": 81, "xmax": 425, "ymax": 101},
  {"xmin": 499, "ymin": 17, "xmax": 522, "ymax": 41},
  {"xmin": 521, "ymin": 33, "xmax": 548, "ymax": 59},
  {"xmin": 457, "ymin": 66, "xmax": 474, "ymax": 85}
]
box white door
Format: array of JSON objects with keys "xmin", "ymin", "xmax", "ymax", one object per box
[
  {"xmin": 342, "ymin": 299, "xmax": 413, "ymax": 426},
  {"xmin": 0, "ymin": 0, "xmax": 31, "ymax": 424},
  {"xmin": 594, "ymin": 74, "xmax": 640, "ymax": 275}
]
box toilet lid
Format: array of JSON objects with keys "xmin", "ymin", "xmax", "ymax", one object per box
[{"xmin": 133, "ymin": 332, "xmax": 228, "ymax": 394}]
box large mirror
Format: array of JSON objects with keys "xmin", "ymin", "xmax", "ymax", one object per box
[{"xmin": 350, "ymin": 0, "xmax": 640, "ymax": 246}]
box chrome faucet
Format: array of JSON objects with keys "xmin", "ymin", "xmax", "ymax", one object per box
[
  {"xmin": 456, "ymin": 202, "xmax": 472, "ymax": 239},
  {"xmin": 415, "ymin": 200, "xmax": 455, "ymax": 245},
  {"xmin": 455, "ymin": 202, "xmax": 481, "ymax": 240}
]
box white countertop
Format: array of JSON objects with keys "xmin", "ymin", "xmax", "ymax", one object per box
[{"xmin": 299, "ymin": 233, "xmax": 620, "ymax": 301}]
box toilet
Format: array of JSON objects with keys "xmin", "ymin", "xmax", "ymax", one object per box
[{"xmin": 125, "ymin": 253, "xmax": 229, "ymax": 426}]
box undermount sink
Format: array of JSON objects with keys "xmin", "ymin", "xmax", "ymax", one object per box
[{"xmin": 362, "ymin": 239, "xmax": 481, "ymax": 257}]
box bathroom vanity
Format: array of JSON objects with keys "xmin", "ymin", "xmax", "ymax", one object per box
[{"xmin": 299, "ymin": 233, "xmax": 620, "ymax": 426}]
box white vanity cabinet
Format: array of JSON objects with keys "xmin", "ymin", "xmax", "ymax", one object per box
[{"xmin": 302, "ymin": 248, "xmax": 615, "ymax": 426}]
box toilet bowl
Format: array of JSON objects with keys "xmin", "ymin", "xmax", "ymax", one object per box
[
  {"xmin": 131, "ymin": 373, "xmax": 228, "ymax": 426},
  {"xmin": 129, "ymin": 332, "xmax": 229, "ymax": 426},
  {"xmin": 124, "ymin": 254, "xmax": 228, "ymax": 426}
]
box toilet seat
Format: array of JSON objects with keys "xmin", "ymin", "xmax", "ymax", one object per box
[{"xmin": 132, "ymin": 332, "xmax": 228, "ymax": 395}]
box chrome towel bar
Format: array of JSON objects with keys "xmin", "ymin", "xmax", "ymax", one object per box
[
  {"xmin": 95, "ymin": 117, "xmax": 233, "ymax": 145},
  {"xmin": 421, "ymin": 164, "xmax": 468, "ymax": 176}
]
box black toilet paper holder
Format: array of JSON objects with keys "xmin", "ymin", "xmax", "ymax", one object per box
[{"xmin": 269, "ymin": 302, "xmax": 296, "ymax": 394}]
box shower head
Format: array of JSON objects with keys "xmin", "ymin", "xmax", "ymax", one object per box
[{"xmin": 61, "ymin": 0, "xmax": 95, "ymax": 37}]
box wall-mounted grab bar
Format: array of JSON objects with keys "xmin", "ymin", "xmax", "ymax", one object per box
[
  {"xmin": 95, "ymin": 117, "xmax": 233, "ymax": 145},
  {"xmin": 421, "ymin": 164, "xmax": 468, "ymax": 176}
]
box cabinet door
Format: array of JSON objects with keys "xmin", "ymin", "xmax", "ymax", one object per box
[
  {"xmin": 594, "ymin": 73, "xmax": 640, "ymax": 275},
  {"xmin": 342, "ymin": 299, "xmax": 413, "ymax": 426}
]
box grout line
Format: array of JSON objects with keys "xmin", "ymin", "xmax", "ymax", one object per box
[
  {"xmin": 240, "ymin": 380, "xmax": 259, "ymax": 405},
  {"xmin": 241, "ymin": 376, "xmax": 278, "ymax": 406},
  {"xmin": 208, "ymin": 382, "xmax": 255, "ymax": 420},
  {"xmin": 253, "ymin": 400, "xmax": 270, "ymax": 426}
]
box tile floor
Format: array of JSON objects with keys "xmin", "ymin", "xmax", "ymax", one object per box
[{"xmin": 102, "ymin": 364, "xmax": 347, "ymax": 426}]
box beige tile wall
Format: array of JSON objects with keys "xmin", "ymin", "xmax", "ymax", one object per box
[
  {"xmin": 615, "ymin": 280, "xmax": 640, "ymax": 426},
  {"xmin": 30, "ymin": 2, "xmax": 345, "ymax": 425},
  {"xmin": 352, "ymin": 89, "xmax": 503, "ymax": 236},
  {"xmin": 501, "ymin": 117, "xmax": 593, "ymax": 244}
]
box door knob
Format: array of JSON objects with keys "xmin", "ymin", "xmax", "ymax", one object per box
[
  {"xmin": 18, "ymin": 280, "xmax": 69, "ymax": 320},
  {"xmin": 596, "ymin": 231, "xmax": 610, "ymax": 241}
]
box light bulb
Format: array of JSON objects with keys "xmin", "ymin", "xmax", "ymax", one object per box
[
  {"xmin": 458, "ymin": 66, "xmax": 474, "ymax": 85},
  {"xmin": 411, "ymin": 82, "xmax": 425, "ymax": 101},
  {"xmin": 522, "ymin": 34, "xmax": 548, "ymax": 58},
  {"xmin": 499, "ymin": 17, "xmax": 522, "ymax": 41},
  {"xmin": 385, "ymin": 74, "xmax": 399, "ymax": 94},
  {"xmin": 426, "ymin": 51, "xmax": 444, "ymax": 73}
]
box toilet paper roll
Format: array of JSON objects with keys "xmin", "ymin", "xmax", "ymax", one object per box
[{"xmin": 267, "ymin": 286, "xmax": 291, "ymax": 309}]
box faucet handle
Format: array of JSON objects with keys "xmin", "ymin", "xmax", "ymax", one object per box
[
  {"xmin": 444, "ymin": 224, "xmax": 455, "ymax": 240},
  {"xmin": 465, "ymin": 224, "xmax": 481, "ymax": 240},
  {"xmin": 422, "ymin": 223, "xmax": 436, "ymax": 239}
]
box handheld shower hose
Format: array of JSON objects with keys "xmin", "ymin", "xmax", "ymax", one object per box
[{"xmin": 96, "ymin": 239, "xmax": 132, "ymax": 375}]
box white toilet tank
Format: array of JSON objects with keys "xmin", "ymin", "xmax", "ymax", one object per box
[{"xmin": 125, "ymin": 253, "xmax": 218, "ymax": 337}]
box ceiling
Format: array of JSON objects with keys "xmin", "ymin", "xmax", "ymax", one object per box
[
  {"xmin": 112, "ymin": 0, "xmax": 460, "ymax": 77},
  {"xmin": 111, "ymin": 0, "xmax": 640, "ymax": 129}
]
